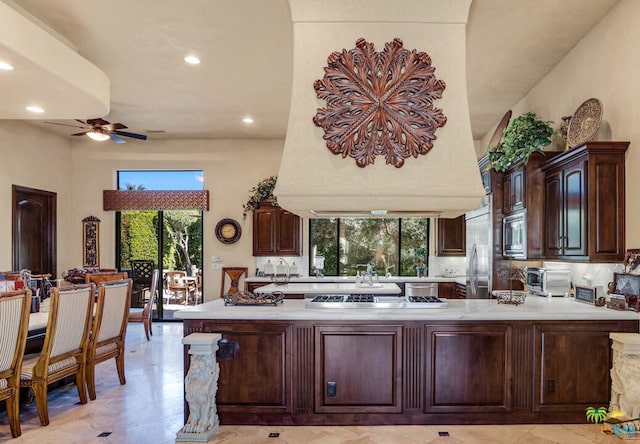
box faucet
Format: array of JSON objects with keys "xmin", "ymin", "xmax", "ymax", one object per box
[
  {"xmin": 385, "ymin": 264, "xmax": 395, "ymax": 278},
  {"xmin": 271, "ymin": 257, "xmax": 290, "ymax": 285},
  {"xmin": 356, "ymin": 264, "xmax": 377, "ymax": 286}
]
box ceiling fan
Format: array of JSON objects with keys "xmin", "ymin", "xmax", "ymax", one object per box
[{"xmin": 44, "ymin": 118, "xmax": 147, "ymax": 143}]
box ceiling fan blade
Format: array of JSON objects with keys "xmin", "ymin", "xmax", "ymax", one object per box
[
  {"xmin": 109, "ymin": 133, "xmax": 127, "ymax": 144},
  {"xmin": 75, "ymin": 119, "xmax": 89, "ymax": 126},
  {"xmin": 114, "ymin": 130, "xmax": 147, "ymax": 140},
  {"xmin": 71, "ymin": 131, "xmax": 90, "ymax": 136},
  {"xmin": 44, "ymin": 121, "xmax": 88, "ymax": 129},
  {"xmin": 103, "ymin": 123, "xmax": 128, "ymax": 131},
  {"xmin": 86, "ymin": 117, "xmax": 111, "ymax": 127}
]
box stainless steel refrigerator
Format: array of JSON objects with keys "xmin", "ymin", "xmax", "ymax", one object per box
[{"xmin": 465, "ymin": 194, "xmax": 492, "ymax": 298}]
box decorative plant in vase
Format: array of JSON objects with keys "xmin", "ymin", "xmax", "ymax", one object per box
[
  {"xmin": 242, "ymin": 175, "xmax": 277, "ymax": 219},
  {"xmin": 488, "ymin": 112, "xmax": 557, "ymax": 172}
]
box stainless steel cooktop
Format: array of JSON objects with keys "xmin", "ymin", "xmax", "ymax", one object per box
[{"xmin": 305, "ymin": 294, "xmax": 448, "ymax": 309}]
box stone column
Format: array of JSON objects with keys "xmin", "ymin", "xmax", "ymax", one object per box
[
  {"xmin": 610, "ymin": 333, "xmax": 640, "ymax": 418},
  {"xmin": 176, "ymin": 333, "xmax": 222, "ymax": 443}
]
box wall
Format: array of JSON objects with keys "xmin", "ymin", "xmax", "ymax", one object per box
[
  {"xmin": 69, "ymin": 137, "xmax": 284, "ymax": 301},
  {"xmin": 0, "ymin": 120, "xmax": 74, "ymax": 274},
  {"xmin": 478, "ymin": 0, "xmax": 640, "ymax": 250}
]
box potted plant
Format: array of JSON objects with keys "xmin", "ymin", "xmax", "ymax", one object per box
[
  {"xmin": 242, "ymin": 175, "xmax": 278, "ymax": 219},
  {"xmin": 488, "ymin": 112, "xmax": 557, "ymax": 172}
]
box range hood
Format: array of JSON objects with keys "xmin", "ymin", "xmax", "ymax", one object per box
[{"xmin": 275, "ymin": 0, "xmax": 484, "ymax": 219}]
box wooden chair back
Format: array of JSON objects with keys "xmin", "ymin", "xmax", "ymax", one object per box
[
  {"xmin": 129, "ymin": 269, "xmax": 159, "ymax": 340},
  {"xmin": 85, "ymin": 271, "xmax": 128, "ymax": 285},
  {"xmin": 87, "ymin": 279, "xmax": 132, "ymax": 400},
  {"xmin": 0, "ymin": 288, "xmax": 31, "ymax": 437}
]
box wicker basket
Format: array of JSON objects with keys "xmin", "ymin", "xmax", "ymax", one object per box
[{"xmin": 492, "ymin": 290, "xmax": 528, "ymax": 306}]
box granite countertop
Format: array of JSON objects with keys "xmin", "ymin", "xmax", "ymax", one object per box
[
  {"xmin": 253, "ymin": 282, "xmax": 402, "ymax": 295},
  {"xmin": 175, "ymin": 296, "xmax": 640, "ymax": 322},
  {"xmin": 246, "ymin": 276, "xmax": 467, "ymax": 285}
]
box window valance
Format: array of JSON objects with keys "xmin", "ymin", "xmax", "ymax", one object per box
[{"xmin": 103, "ymin": 190, "xmax": 209, "ymax": 211}]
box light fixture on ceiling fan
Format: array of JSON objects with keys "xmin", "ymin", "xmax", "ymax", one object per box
[{"xmin": 44, "ymin": 118, "xmax": 147, "ymax": 143}]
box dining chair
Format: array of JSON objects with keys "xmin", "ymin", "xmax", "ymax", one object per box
[
  {"xmin": 86, "ymin": 279, "xmax": 132, "ymax": 400},
  {"xmin": 0, "ymin": 289, "xmax": 31, "ymax": 438},
  {"xmin": 20, "ymin": 284, "xmax": 95, "ymax": 426},
  {"xmin": 129, "ymin": 260, "xmax": 154, "ymax": 308},
  {"xmin": 166, "ymin": 271, "xmax": 188, "ymax": 304},
  {"xmin": 85, "ymin": 271, "xmax": 128, "ymax": 286},
  {"xmin": 129, "ymin": 269, "xmax": 159, "ymax": 340}
]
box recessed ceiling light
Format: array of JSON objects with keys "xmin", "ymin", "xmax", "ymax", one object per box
[
  {"xmin": 26, "ymin": 105, "xmax": 44, "ymax": 113},
  {"xmin": 0, "ymin": 61, "xmax": 14, "ymax": 70},
  {"xmin": 242, "ymin": 116, "xmax": 254, "ymax": 124},
  {"xmin": 184, "ymin": 55, "xmax": 200, "ymax": 65}
]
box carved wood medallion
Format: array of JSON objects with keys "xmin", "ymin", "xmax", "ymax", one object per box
[{"xmin": 313, "ymin": 38, "xmax": 447, "ymax": 168}]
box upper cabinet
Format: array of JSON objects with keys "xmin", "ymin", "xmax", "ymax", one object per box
[
  {"xmin": 253, "ymin": 201, "xmax": 301, "ymax": 256},
  {"xmin": 541, "ymin": 142, "xmax": 628, "ymax": 262},
  {"xmin": 436, "ymin": 215, "xmax": 466, "ymax": 256},
  {"xmin": 502, "ymin": 166, "xmax": 525, "ymax": 214}
]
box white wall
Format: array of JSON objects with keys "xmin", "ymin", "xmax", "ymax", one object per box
[
  {"xmin": 69, "ymin": 137, "xmax": 284, "ymax": 301},
  {"xmin": 477, "ymin": 0, "xmax": 640, "ymax": 248},
  {"xmin": 0, "ymin": 120, "xmax": 74, "ymax": 274}
]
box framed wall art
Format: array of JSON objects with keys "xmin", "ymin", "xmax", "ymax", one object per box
[{"xmin": 82, "ymin": 216, "xmax": 100, "ymax": 267}]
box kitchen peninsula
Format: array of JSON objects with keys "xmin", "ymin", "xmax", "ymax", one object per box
[{"xmin": 176, "ymin": 296, "xmax": 640, "ymax": 426}]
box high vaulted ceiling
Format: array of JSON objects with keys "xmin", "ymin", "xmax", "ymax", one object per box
[{"xmin": 2, "ymin": 0, "xmax": 620, "ymax": 143}]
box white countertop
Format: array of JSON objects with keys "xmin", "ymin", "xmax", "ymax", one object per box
[
  {"xmin": 175, "ymin": 296, "xmax": 640, "ymax": 322},
  {"xmin": 253, "ymin": 282, "xmax": 401, "ymax": 295},
  {"xmin": 247, "ymin": 276, "xmax": 467, "ymax": 285}
]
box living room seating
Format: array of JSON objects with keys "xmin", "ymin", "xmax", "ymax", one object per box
[
  {"xmin": 86, "ymin": 279, "xmax": 132, "ymax": 400},
  {"xmin": 0, "ymin": 288, "xmax": 31, "ymax": 438},
  {"xmin": 20, "ymin": 284, "xmax": 95, "ymax": 426},
  {"xmin": 129, "ymin": 269, "xmax": 159, "ymax": 340}
]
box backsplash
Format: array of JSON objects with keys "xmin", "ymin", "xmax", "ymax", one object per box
[
  {"xmin": 428, "ymin": 256, "xmax": 466, "ymax": 277},
  {"xmin": 543, "ymin": 261, "xmax": 625, "ymax": 290}
]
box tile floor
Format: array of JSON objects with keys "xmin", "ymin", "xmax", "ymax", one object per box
[{"xmin": 0, "ymin": 323, "xmax": 624, "ymax": 444}]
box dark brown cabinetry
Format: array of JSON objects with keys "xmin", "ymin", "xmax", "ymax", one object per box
[
  {"xmin": 437, "ymin": 282, "xmax": 465, "ymax": 299},
  {"xmin": 455, "ymin": 282, "xmax": 467, "ymax": 299},
  {"xmin": 534, "ymin": 322, "xmax": 619, "ymax": 412},
  {"xmin": 314, "ymin": 325, "xmax": 402, "ymax": 413},
  {"xmin": 542, "ymin": 142, "xmax": 628, "ymax": 262},
  {"xmin": 502, "ymin": 166, "xmax": 525, "ymax": 214},
  {"xmin": 436, "ymin": 215, "xmax": 466, "ymax": 256},
  {"xmin": 183, "ymin": 317, "xmax": 638, "ymax": 425},
  {"xmin": 497, "ymin": 151, "xmax": 556, "ymax": 260},
  {"xmin": 426, "ymin": 324, "xmax": 512, "ymax": 413},
  {"xmin": 252, "ymin": 201, "xmax": 301, "ymax": 256}
]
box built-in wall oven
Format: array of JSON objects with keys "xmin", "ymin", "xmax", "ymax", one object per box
[{"xmin": 503, "ymin": 210, "xmax": 526, "ymax": 259}]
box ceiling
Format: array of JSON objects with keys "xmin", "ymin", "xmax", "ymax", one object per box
[{"xmin": 2, "ymin": 0, "xmax": 620, "ymax": 143}]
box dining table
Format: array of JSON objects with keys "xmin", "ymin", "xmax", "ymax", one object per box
[{"xmin": 27, "ymin": 311, "xmax": 49, "ymax": 354}]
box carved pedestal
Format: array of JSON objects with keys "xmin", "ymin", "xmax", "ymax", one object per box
[
  {"xmin": 610, "ymin": 333, "xmax": 640, "ymax": 417},
  {"xmin": 176, "ymin": 333, "xmax": 222, "ymax": 443}
]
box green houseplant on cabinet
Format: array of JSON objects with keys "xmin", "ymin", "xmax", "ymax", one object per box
[
  {"xmin": 488, "ymin": 112, "xmax": 557, "ymax": 172},
  {"xmin": 242, "ymin": 176, "xmax": 278, "ymax": 219}
]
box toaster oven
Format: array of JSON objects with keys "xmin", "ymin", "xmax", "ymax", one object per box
[{"xmin": 526, "ymin": 268, "xmax": 572, "ymax": 296}]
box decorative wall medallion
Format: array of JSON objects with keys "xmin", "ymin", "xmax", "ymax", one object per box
[{"xmin": 313, "ymin": 38, "xmax": 447, "ymax": 168}]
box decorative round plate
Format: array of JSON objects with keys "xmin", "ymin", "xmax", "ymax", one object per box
[
  {"xmin": 566, "ymin": 98, "xmax": 603, "ymax": 148},
  {"xmin": 487, "ymin": 110, "xmax": 512, "ymax": 149}
]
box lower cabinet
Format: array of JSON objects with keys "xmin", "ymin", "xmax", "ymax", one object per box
[
  {"xmin": 534, "ymin": 322, "xmax": 618, "ymax": 412},
  {"xmin": 183, "ymin": 318, "xmax": 638, "ymax": 425},
  {"xmin": 314, "ymin": 324, "xmax": 403, "ymax": 413},
  {"xmin": 426, "ymin": 324, "xmax": 512, "ymax": 413}
]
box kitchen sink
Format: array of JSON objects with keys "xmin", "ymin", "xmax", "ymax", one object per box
[{"xmin": 305, "ymin": 294, "xmax": 448, "ymax": 309}]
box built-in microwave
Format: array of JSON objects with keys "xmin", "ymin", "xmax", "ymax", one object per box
[{"xmin": 503, "ymin": 210, "xmax": 526, "ymax": 259}]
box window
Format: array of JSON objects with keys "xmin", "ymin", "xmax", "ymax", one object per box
[{"xmin": 309, "ymin": 218, "xmax": 429, "ymax": 277}]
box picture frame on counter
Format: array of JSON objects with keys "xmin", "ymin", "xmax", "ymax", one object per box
[{"xmin": 574, "ymin": 285, "xmax": 597, "ymax": 304}]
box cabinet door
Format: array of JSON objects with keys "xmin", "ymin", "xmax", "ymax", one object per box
[
  {"xmin": 502, "ymin": 172, "xmax": 513, "ymax": 213},
  {"xmin": 253, "ymin": 207, "xmax": 276, "ymax": 256},
  {"xmin": 276, "ymin": 209, "xmax": 301, "ymax": 256},
  {"xmin": 437, "ymin": 282, "xmax": 456, "ymax": 299},
  {"xmin": 562, "ymin": 162, "xmax": 587, "ymax": 257},
  {"xmin": 315, "ymin": 325, "xmax": 402, "ymax": 413},
  {"xmin": 426, "ymin": 324, "xmax": 512, "ymax": 413},
  {"xmin": 510, "ymin": 167, "xmax": 525, "ymax": 212},
  {"xmin": 436, "ymin": 216, "xmax": 466, "ymax": 256},
  {"xmin": 215, "ymin": 323, "xmax": 292, "ymax": 413},
  {"xmin": 534, "ymin": 323, "xmax": 614, "ymax": 412},
  {"xmin": 455, "ymin": 282, "xmax": 467, "ymax": 299},
  {"xmin": 545, "ymin": 171, "xmax": 563, "ymax": 258}
]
